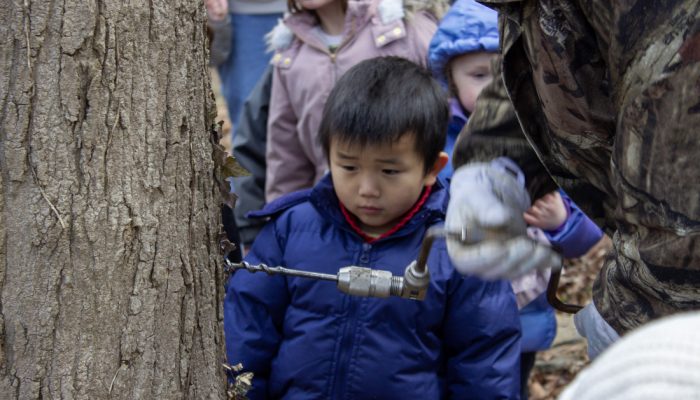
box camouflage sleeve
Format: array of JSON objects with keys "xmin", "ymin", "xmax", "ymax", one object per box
[
  {"xmin": 592, "ymin": 3, "xmax": 700, "ymax": 333},
  {"xmin": 469, "ymin": 0, "xmax": 699, "ymax": 334}
]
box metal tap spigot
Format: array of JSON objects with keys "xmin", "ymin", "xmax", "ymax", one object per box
[
  {"xmin": 395, "ymin": 226, "xmax": 447, "ymax": 301},
  {"xmin": 222, "ymin": 226, "xmax": 451, "ymax": 302},
  {"xmin": 336, "ymin": 226, "xmax": 447, "ymax": 301},
  {"xmin": 399, "ymin": 261, "xmax": 429, "ymax": 300},
  {"xmin": 336, "ymin": 267, "xmax": 403, "ymax": 298}
]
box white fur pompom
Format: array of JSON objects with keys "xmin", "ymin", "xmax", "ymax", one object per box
[
  {"xmin": 265, "ymin": 18, "xmax": 294, "ymax": 52},
  {"xmin": 378, "ymin": 0, "xmax": 405, "ymax": 24}
]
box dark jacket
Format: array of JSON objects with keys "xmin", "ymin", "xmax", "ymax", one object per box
[
  {"xmin": 224, "ymin": 176, "xmax": 521, "ymax": 399},
  {"xmin": 231, "ymin": 64, "xmax": 273, "ymax": 246}
]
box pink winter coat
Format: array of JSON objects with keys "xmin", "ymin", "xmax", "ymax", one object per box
[{"xmin": 265, "ymin": 0, "xmax": 438, "ymax": 201}]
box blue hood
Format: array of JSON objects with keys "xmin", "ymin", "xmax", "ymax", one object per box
[{"xmin": 428, "ymin": 0, "xmax": 499, "ymax": 84}]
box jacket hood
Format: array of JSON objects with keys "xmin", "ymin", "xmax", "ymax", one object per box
[
  {"xmin": 428, "ymin": 0, "xmax": 499, "ymax": 84},
  {"xmin": 265, "ymin": 0, "xmax": 406, "ymax": 52}
]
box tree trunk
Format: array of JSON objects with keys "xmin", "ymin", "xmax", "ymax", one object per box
[{"xmin": 0, "ymin": 0, "xmax": 225, "ymax": 398}]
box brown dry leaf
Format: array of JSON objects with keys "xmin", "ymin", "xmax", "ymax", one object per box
[
  {"xmin": 224, "ymin": 363, "xmax": 254, "ymax": 400},
  {"xmin": 222, "ymin": 155, "xmax": 251, "ymax": 179}
]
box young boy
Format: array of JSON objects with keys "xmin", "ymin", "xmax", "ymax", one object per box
[{"xmin": 224, "ymin": 56, "xmax": 521, "ymax": 399}]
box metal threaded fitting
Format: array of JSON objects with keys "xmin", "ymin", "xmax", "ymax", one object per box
[{"xmin": 390, "ymin": 276, "xmax": 404, "ymax": 297}]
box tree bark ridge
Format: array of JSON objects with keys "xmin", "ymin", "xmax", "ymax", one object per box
[{"xmin": 1, "ymin": 0, "xmax": 225, "ymax": 398}]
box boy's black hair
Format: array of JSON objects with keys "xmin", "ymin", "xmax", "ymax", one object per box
[{"xmin": 319, "ymin": 56, "xmax": 449, "ymax": 173}]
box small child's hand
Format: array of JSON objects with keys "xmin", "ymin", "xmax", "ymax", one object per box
[
  {"xmin": 205, "ymin": 0, "xmax": 228, "ymax": 21},
  {"xmin": 523, "ymin": 191, "xmax": 567, "ymax": 231}
]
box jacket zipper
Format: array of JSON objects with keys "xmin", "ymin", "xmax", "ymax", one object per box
[
  {"xmin": 330, "ymin": 242, "xmax": 372, "ymax": 399},
  {"xmin": 300, "ymin": 13, "xmax": 356, "ymax": 84}
]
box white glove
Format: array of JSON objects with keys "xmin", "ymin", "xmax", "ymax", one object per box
[{"xmin": 445, "ymin": 158, "xmax": 561, "ymax": 279}]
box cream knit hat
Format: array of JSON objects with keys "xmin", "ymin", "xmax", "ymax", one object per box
[{"xmin": 559, "ymin": 311, "xmax": 700, "ymax": 400}]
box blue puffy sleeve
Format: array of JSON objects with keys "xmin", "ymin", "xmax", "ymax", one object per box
[{"xmin": 224, "ymin": 220, "xmax": 290, "ymax": 400}]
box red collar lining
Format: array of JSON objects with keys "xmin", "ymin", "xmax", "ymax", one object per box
[{"xmin": 339, "ymin": 185, "xmax": 433, "ymax": 243}]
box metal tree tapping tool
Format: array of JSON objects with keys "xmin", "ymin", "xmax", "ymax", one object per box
[
  {"xmin": 223, "ymin": 226, "xmax": 453, "ymax": 301},
  {"xmin": 222, "ymin": 259, "xmax": 431, "ymax": 300},
  {"xmin": 223, "ymin": 224, "xmax": 582, "ymax": 312},
  {"xmin": 222, "ymin": 225, "xmax": 507, "ymax": 301}
]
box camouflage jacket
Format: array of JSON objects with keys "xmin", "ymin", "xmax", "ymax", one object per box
[{"xmin": 454, "ymin": 0, "xmax": 700, "ymax": 334}]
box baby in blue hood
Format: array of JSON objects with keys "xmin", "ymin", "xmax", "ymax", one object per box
[{"xmin": 428, "ymin": 0, "xmax": 499, "ymax": 180}]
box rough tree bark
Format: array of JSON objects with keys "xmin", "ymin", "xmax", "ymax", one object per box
[{"xmin": 0, "ymin": 0, "xmax": 226, "ymax": 398}]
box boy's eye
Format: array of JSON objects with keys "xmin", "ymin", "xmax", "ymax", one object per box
[
  {"xmin": 340, "ymin": 165, "xmax": 357, "ymax": 172},
  {"xmin": 382, "ymin": 169, "xmax": 400, "ymax": 175}
]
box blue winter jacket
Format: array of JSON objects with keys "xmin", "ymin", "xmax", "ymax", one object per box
[{"xmin": 224, "ymin": 175, "xmax": 521, "ymax": 399}]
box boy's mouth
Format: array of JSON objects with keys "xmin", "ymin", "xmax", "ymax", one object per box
[{"xmin": 358, "ymin": 205, "xmax": 382, "ymax": 215}]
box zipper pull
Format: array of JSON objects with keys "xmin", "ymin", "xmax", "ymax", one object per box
[{"xmin": 329, "ymin": 45, "xmax": 338, "ymax": 63}]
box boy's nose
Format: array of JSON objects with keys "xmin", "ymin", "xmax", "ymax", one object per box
[{"xmin": 358, "ymin": 176, "xmax": 380, "ymax": 197}]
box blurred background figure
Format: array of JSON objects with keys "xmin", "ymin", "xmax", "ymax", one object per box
[
  {"xmin": 263, "ymin": 0, "xmax": 444, "ymax": 202},
  {"xmin": 216, "ymin": 0, "xmax": 286, "ymax": 133},
  {"xmin": 206, "ymin": 0, "xmax": 233, "ymax": 67},
  {"xmin": 229, "ymin": 66, "xmax": 274, "ymax": 253}
]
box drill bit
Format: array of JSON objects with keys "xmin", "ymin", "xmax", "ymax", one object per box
[{"xmin": 225, "ymin": 260, "xmax": 338, "ymax": 282}]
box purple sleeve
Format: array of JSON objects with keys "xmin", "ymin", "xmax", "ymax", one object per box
[{"xmin": 544, "ymin": 190, "xmax": 603, "ymax": 258}]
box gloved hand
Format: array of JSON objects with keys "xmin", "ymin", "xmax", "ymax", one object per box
[{"xmin": 445, "ymin": 157, "xmax": 561, "ymax": 279}]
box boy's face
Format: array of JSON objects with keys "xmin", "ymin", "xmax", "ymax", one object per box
[
  {"xmin": 329, "ymin": 133, "xmax": 446, "ymax": 238},
  {"xmin": 450, "ymin": 51, "xmax": 497, "ymax": 113}
]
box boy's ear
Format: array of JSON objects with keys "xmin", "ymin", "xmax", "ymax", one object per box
[{"xmin": 425, "ymin": 152, "xmax": 449, "ymax": 185}]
